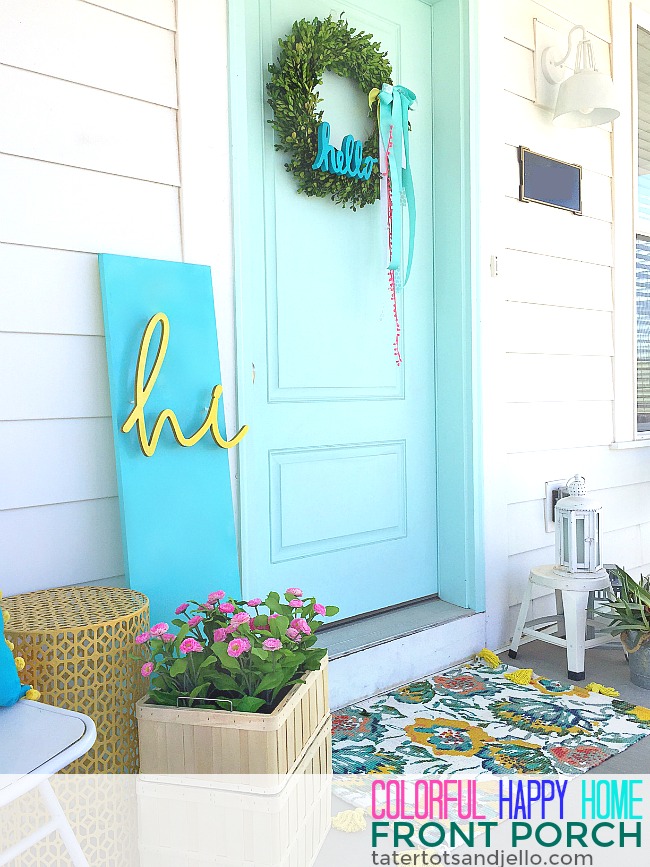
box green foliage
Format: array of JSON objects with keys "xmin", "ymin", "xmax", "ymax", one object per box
[
  {"xmin": 266, "ymin": 15, "xmax": 392, "ymax": 210},
  {"xmin": 139, "ymin": 589, "xmax": 338, "ymax": 714},
  {"xmin": 602, "ymin": 567, "xmax": 650, "ymax": 634}
]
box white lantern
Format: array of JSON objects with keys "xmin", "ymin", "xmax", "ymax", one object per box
[{"xmin": 554, "ymin": 474, "xmax": 605, "ymax": 576}]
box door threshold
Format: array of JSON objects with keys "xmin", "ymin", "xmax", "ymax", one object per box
[{"xmin": 318, "ymin": 597, "xmax": 474, "ymax": 660}]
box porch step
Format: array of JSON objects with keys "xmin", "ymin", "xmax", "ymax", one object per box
[{"xmin": 319, "ymin": 602, "xmax": 485, "ymax": 709}]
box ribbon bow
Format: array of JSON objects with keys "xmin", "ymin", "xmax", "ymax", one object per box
[{"xmin": 377, "ymin": 83, "xmax": 417, "ymax": 286}]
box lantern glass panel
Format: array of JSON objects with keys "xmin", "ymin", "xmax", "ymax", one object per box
[
  {"xmin": 576, "ymin": 517, "xmax": 585, "ymax": 565},
  {"xmin": 562, "ymin": 516, "xmax": 569, "ymax": 563},
  {"xmin": 595, "ymin": 513, "xmax": 600, "ymax": 565}
]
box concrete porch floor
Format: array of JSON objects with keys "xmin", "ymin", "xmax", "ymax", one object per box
[{"xmin": 499, "ymin": 638, "xmax": 650, "ymax": 773}]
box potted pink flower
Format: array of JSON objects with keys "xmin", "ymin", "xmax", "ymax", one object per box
[{"xmin": 135, "ymin": 588, "xmax": 338, "ymax": 775}]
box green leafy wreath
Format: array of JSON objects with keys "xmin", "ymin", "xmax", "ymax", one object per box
[{"xmin": 267, "ymin": 16, "xmax": 392, "ymax": 210}]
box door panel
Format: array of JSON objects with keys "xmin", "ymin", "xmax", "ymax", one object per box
[{"xmin": 234, "ymin": 0, "xmax": 436, "ymax": 618}]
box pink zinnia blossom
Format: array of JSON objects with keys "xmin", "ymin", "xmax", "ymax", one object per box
[
  {"xmin": 149, "ymin": 622, "xmax": 169, "ymax": 637},
  {"xmin": 187, "ymin": 615, "xmax": 203, "ymax": 628},
  {"xmin": 263, "ymin": 638, "xmax": 282, "ymax": 651},
  {"xmin": 286, "ymin": 587, "xmax": 303, "ymax": 597},
  {"xmin": 313, "ymin": 603, "xmax": 326, "ymax": 616},
  {"xmin": 213, "ymin": 628, "xmax": 228, "ymax": 643},
  {"xmin": 288, "ymin": 599, "xmax": 303, "ymax": 608},
  {"xmin": 208, "ymin": 591, "xmax": 226, "ymax": 604},
  {"xmin": 175, "ymin": 603, "xmax": 189, "ymax": 614},
  {"xmin": 198, "ymin": 602, "xmax": 215, "ymax": 612},
  {"xmin": 227, "ymin": 637, "xmax": 251, "ymax": 658},
  {"xmin": 162, "ymin": 633, "xmax": 176, "ymax": 643},
  {"xmin": 290, "ymin": 617, "xmax": 311, "ymax": 635},
  {"xmin": 231, "ymin": 612, "xmax": 250, "ymax": 626},
  {"xmin": 286, "ymin": 627, "xmax": 301, "ymax": 642},
  {"xmin": 219, "ymin": 602, "xmax": 236, "ymax": 614},
  {"xmin": 225, "ymin": 624, "xmax": 238, "ymax": 634},
  {"xmin": 180, "ymin": 637, "xmax": 203, "ymax": 654},
  {"xmin": 247, "ymin": 598, "xmax": 262, "ymax": 607},
  {"xmin": 135, "ymin": 631, "xmax": 150, "ymax": 644},
  {"xmin": 141, "ymin": 662, "xmax": 154, "ymax": 677}
]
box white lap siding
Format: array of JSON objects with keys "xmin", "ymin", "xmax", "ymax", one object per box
[
  {"xmin": 0, "ymin": 0, "xmax": 180, "ymax": 594},
  {"xmin": 495, "ymin": 0, "xmax": 650, "ymax": 643}
]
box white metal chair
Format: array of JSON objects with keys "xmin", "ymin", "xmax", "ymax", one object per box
[{"xmin": 0, "ymin": 700, "xmax": 97, "ymax": 866}]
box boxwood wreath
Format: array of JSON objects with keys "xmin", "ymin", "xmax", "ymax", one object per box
[{"xmin": 267, "ymin": 15, "xmax": 392, "ymax": 210}]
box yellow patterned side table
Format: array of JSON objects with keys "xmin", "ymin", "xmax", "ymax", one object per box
[{"xmin": 3, "ymin": 586, "xmax": 149, "ymax": 773}]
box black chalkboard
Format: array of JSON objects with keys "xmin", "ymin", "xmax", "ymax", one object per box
[{"xmin": 519, "ymin": 147, "xmax": 582, "ymax": 214}]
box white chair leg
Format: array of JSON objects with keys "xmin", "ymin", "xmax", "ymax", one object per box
[
  {"xmin": 561, "ymin": 589, "xmax": 589, "ymax": 681},
  {"xmin": 509, "ymin": 576, "xmax": 533, "ymax": 658},
  {"xmin": 554, "ymin": 590, "xmax": 565, "ymax": 639},
  {"xmin": 38, "ymin": 779, "xmax": 90, "ymax": 867}
]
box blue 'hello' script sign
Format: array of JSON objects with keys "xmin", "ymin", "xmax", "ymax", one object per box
[{"xmin": 311, "ymin": 121, "xmax": 377, "ymax": 180}]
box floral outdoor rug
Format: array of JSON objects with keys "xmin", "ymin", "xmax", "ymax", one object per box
[{"xmin": 331, "ymin": 659, "xmax": 650, "ymax": 775}]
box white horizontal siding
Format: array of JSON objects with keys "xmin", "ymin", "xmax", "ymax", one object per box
[
  {"xmin": 502, "ymin": 250, "xmax": 612, "ymax": 311},
  {"xmin": 0, "ymin": 0, "xmax": 177, "ymax": 106},
  {"xmin": 508, "ymin": 482, "xmax": 650, "ymax": 556},
  {"xmin": 0, "ymin": 244, "xmax": 104, "ymax": 335},
  {"xmin": 503, "ymin": 39, "xmax": 535, "ymax": 101},
  {"xmin": 0, "ymin": 65, "xmax": 180, "ymax": 185},
  {"xmin": 507, "ymin": 445, "xmax": 650, "ymax": 504},
  {"xmin": 503, "ymin": 197, "xmax": 613, "ymax": 265},
  {"xmin": 641, "ymin": 523, "xmax": 650, "ymax": 567},
  {"xmin": 0, "ymin": 498, "xmax": 124, "ymax": 596},
  {"xmin": 505, "ymin": 401, "xmax": 613, "ymax": 453},
  {"xmin": 0, "ymin": 419, "xmax": 117, "ymax": 510},
  {"xmin": 502, "ymin": 92, "xmax": 612, "ymax": 176},
  {"xmin": 0, "ymin": 154, "xmax": 182, "ymax": 258},
  {"xmin": 503, "ymin": 0, "xmax": 612, "ymax": 47},
  {"xmin": 495, "ymin": 0, "xmax": 650, "ymax": 636},
  {"xmin": 0, "ymin": 334, "xmax": 110, "ymax": 420},
  {"xmin": 81, "ymin": 0, "xmax": 176, "ymax": 29},
  {"xmin": 504, "ymin": 302, "xmax": 613, "ymax": 355},
  {"xmin": 505, "ymin": 354, "xmax": 613, "ymax": 403},
  {"xmin": 0, "ymin": 0, "xmax": 182, "ymax": 596}
]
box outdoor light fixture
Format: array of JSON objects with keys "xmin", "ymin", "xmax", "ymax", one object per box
[
  {"xmin": 554, "ymin": 474, "xmax": 605, "ymax": 577},
  {"xmin": 540, "ymin": 24, "xmax": 620, "ymax": 128}
]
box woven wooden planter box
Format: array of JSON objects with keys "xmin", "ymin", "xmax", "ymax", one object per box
[
  {"xmin": 136, "ymin": 656, "xmax": 329, "ymax": 775},
  {"xmin": 137, "ymin": 719, "xmax": 332, "ymax": 866}
]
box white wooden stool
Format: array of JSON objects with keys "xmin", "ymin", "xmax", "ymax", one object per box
[{"xmin": 508, "ymin": 564, "xmax": 613, "ymax": 681}]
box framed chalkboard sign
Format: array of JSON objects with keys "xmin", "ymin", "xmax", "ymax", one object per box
[{"xmin": 518, "ymin": 146, "xmax": 582, "ymax": 215}]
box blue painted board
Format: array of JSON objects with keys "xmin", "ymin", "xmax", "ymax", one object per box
[{"xmin": 99, "ymin": 254, "xmax": 241, "ymax": 626}]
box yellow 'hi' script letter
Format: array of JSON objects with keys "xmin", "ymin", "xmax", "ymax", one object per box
[{"xmin": 121, "ymin": 312, "xmax": 249, "ymax": 458}]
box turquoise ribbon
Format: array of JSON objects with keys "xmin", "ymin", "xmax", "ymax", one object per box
[{"xmin": 377, "ymin": 84, "xmax": 417, "ymax": 286}]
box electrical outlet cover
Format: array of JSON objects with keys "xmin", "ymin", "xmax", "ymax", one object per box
[{"xmin": 544, "ymin": 479, "xmax": 568, "ymax": 533}]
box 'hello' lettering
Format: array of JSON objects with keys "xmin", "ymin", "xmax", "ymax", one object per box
[{"xmin": 311, "ymin": 121, "xmax": 377, "ymax": 180}]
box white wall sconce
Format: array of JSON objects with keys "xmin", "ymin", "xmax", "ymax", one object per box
[
  {"xmin": 554, "ymin": 475, "xmax": 606, "ymax": 577},
  {"xmin": 535, "ymin": 21, "xmax": 620, "ymax": 128}
]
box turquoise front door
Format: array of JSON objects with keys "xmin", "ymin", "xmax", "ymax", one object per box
[{"xmin": 231, "ymin": 0, "xmax": 437, "ymax": 618}]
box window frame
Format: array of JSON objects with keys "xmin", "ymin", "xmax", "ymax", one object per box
[{"xmin": 611, "ymin": 3, "xmax": 650, "ymax": 447}]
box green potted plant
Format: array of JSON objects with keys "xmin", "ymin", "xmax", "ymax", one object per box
[
  {"xmin": 135, "ymin": 586, "xmax": 338, "ymax": 775},
  {"xmin": 602, "ymin": 567, "xmax": 650, "ymax": 689}
]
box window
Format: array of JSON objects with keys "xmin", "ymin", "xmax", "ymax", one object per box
[{"xmin": 636, "ymin": 26, "xmax": 650, "ymax": 433}]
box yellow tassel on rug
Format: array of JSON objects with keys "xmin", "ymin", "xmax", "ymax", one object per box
[
  {"xmin": 504, "ymin": 668, "xmax": 533, "ymax": 685},
  {"xmin": 585, "ymin": 682, "xmax": 620, "ymax": 697},
  {"xmin": 332, "ymin": 808, "xmax": 367, "ymax": 833},
  {"xmin": 476, "ymin": 648, "xmax": 501, "ymax": 668}
]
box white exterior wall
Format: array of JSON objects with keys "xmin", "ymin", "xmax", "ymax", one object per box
[
  {"xmin": 0, "ymin": 0, "xmax": 236, "ymax": 596},
  {"xmin": 2, "ymin": 0, "xmax": 649, "ymax": 665},
  {"xmin": 484, "ymin": 0, "xmax": 650, "ymax": 648}
]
